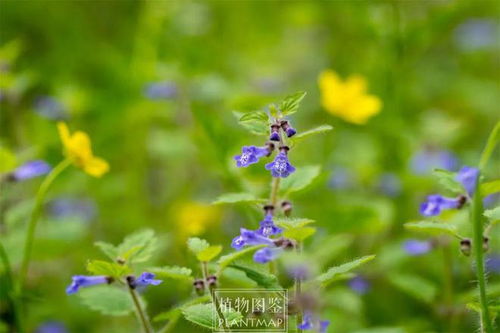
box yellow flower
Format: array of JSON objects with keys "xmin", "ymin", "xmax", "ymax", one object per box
[
  {"xmin": 175, "ymin": 202, "xmax": 219, "ymax": 236},
  {"xmin": 57, "ymin": 122, "xmax": 109, "ymax": 177},
  {"xmin": 318, "ymin": 70, "xmax": 382, "ymax": 125}
]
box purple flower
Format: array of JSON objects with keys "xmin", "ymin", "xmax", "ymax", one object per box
[
  {"xmin": 269, "ymin": 124, "xmax": 281, "ymax": 141},
  {"xmin": 410, "ymin": 149, "xmax": 458, "ymax": 175},
  {"xmin": 144, "ymin": 81, "xmax": 177, "ymax": 99},
  {"xmin": 419, "ymin": 194, "xmax": 462, "ymax": 217},
  {"xmin": 256, "ymin": 214, "xmax": 282, "ymax": 237},
  {"xmin": 456, "ymin": 166, "xmax": 479, "ymax": 196},
  {"xmin": 35, "ymin": 321, "xmax": 68, "ymax": 333},
  {"xmin": 66, "ymin": 275, "xmax": 110, "ymax": 294},
  {"xmin": 47, "ymin": 198, "xmax": 96, "ymax": 221},
  {"xmin": 455, "ymin": 19, "xmax": 497, "ymax": 51},
  {"xmin": 231, "ymin": 228, "xmax": 275, "ymax": 250},
  {"xmin": 486, "ymin": 254, "xmax": 500, "ymax": 274},
  {"xmin": 329, "ymin": 167, "xmax": 356, "ymax": 190},
  {"xmin": 319, "ymin": 320, "xmax": 330, "ymax": 333},
  {"xmin": 132, "ymin": 272, "xmax": 162, "ymax": 287},
  {"xmin": 298, "ymin": 313, "xmax": 330, "ymax": 332},
  {"xmin": 253, "ymin": 247, "xmax": 282, "ymax": 264},
  {"xmin": 403, "ymin": 240, "xmax": 432, "ymax": 256},
  {"xmin": 376, "ymin": 173, "xmax": 402, "ymax": 197},
  {"xmin": 234, "ymin": 146, "xmax": 269, "ymax": 168},
  {"xmin": 265, "ymin": 152, "xmax": 295, "ymax": 178},
  {"xmin": 348, "ymin": 276, "xmax": 370, "ymax": 295},
  {"xmin": 34, "ymin": 96, "xmax": 67, "ymax": 120},
  {"xmin": 280, "ymin": 120, "xmax": 296, "ymax": 138},
  {"xmin": 286, "ymin": 264, "xmax": 310, "ymax": 280},
  {"xmin": 11, "ymin": 160, "xmax": 51, "ymax": 181}
]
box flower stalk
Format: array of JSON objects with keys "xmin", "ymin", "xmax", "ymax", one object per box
[{"xmin": 128, "ymin": 285, "xmax": 154, "ymax": 333}]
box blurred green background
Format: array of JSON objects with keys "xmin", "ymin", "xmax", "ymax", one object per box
[{"xmin": 0, "ymin": 1, "xmax": 499, "ymax": 332}]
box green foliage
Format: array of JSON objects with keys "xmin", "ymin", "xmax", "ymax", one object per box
[
  {"xmin": 279, "ymin": 91, "xmax": 307, "ymax": 116},
  {"xmin": 484, "ymin": 206, "xmax": 500, "ymax": 221},
  {"xmin": 405, "ymin": 221, "xmax": 460, "ymax": 238},
  {"xmin": 149, "ymin": 266, "xmax": 193, "ymax": 282},
  {"xmin": 78, "ymin": 286, "xmax": 135, "ymax": 316},
  {"xmin": 196, "ymin": 245, "xmax": 223, "ymax": 262},
  {"xmin": 229, "ymin": 264, "xmax": 281, "ymax": 289},
  {"xmin": 274, "ymin": 217, "xmax": 315, "ymax": 229},
  {"xmin": 315, "ymin": 255, "xmax": 376, "ymax": 288},
  {"xmin": 86, "ymin": 260, "xmax": 130, "ymax": 278},
  {"xmin": 233, "ymin": 111, "xmax": 269, "ymax": 136},
  {"xmin": 182, "ymin": 303, "xmax": 243, "ymax": 330},
  {"xmin": 388, "ymin": 274, "xmax": 437, "ymax": 304},
  {"xmin": 481, "ymin": 179, "xmax": 500, "ymax": 197},
  {"xmin": 479, "ymin": 121, "xmax": 500, "ymax": 169},
  {"xmin": 187, "ymin": 237, "xmax": 210, "ymax": 255},
  {"xmin": 280, "ymin": 165, "xmax": 321, "ymax": 195},
  {"xmin": 212, "ymin": 192, "xmax": 266, "ymax": 205},
  {"xmin": 283, "ymin": 226, "xmax": 316, "ymax": 241},
  {"xmin": 289, "ymin": 125, "xmax": 333, "ymax": 144},
  {"xmin": 153, "ymin": 296, "xmax": 211, "ymax": 322},
  {"xmin": 95, "ymin": 229, "xmax": 158, "ymax": 264},
  {"xmin": 433, "ymin": 169, "xmax": 463, "ymax": 194},
  {"xmin": 217, "ymin": 245, "xmax": 266, "ymax": 274}
]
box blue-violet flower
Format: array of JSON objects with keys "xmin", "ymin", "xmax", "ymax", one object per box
[
  {"xmin": 66, "ymin": 275, "xmax": 110, "ymax": 294},
  {"xmin": 419, "ymin": 194, "xmax": 463, "ymax": 217},
  {"xmin": 265, "ymin": 148, "xmax": 295, "ymax": 178},
  {"xmin": 456, "ymin": 166, "xmax": 479, "ymax": 196},
  {"xmin": 257, "ymin": 214, "xmax": 282, "ymax": 237},
  {"xmin": 403, "ymin": 239, "xmax": 432, "ymax": 256},
  {"xmin": 10, "ymin": 160, "xmax": 51, "ymax": 181},
  {"xmin": 234, "ymin": 145, "xmax": 270, "ymax": 168}
]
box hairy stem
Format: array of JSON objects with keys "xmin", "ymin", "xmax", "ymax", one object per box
[
  {"xmin": 270, "ymin": 177, "xmax": 280, "ymax": 207},
  {"xmin": 471, "ymin": 171, "xmax": 493, "ymax": 333},
  {"xmin": 18, "ymin": 158, "xmax": 71, "ymax": 292},
  {"xmin": 129, "ymin": 287, "xmax": 153, "ymax": 333}
]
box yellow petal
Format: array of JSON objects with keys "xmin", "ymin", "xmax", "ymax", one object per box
[
  {"xmin": 318, "ymin": 70, "xmax": 345, "ymax": 112},
  {"xmin": 83, "ymin": 157, "xmax": 109, "ymax": 177},
  {"xmin": 57, "ymin": 122, "xmax": 71, "ymax": 148},
  {"xmin": 70, "ymin": 131, "xmax": 93, "ymax": 160},
  {"xmin": 344, "ymin": 95, "xmax": 382, "ymax": 125},
  {"xmin": 345, "ymin": 75, "xmax": 367, "ymax": 96}
]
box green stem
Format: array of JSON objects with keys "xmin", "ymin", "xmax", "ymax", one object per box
[
  {"xmin": 296, "ymin": 242, "xmax": 303, "ymax": 333},
  {"xmin": 0, "ymin": 242, "xmax": 23, "ymax": 332},
  {"xmin": 129, "ymin": 287, "xmax": 153, "ymax": 333},
  {"xmin": 270, "ymin": 177, "xmax": 280, "ymax": 207},
  {"xmin": 202, "ymin": 262, "xmax": 229, "ymax": 332},
  {"xmin": 471, "ymin": 171, "xmax": 493, "ymax": 333},
  {"xmin": 442, "ymin": 244, "xmax": 457, "ymax": 333},
  {"xmin": 18, "ymin": 158, "xmax": 71, "ymax": 292}
]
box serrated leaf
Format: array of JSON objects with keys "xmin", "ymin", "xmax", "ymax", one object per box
[
  {"xmin": 78, "ymin": 286, "xmax": 134, "ymax": 316},
  {"xmin": 404, "ymin": 221, "xmax": 460, "ymax": 238},
  {"xmin": 433, "ymin": 169, "xmax": 463, "ymax": 194},
  {"xmin": 187, "ymin": 237, "xmax": 210, "ymax": 255},
  {"xmin": 290, "ymin": 125, "xmax": 333, "ymax": 143},
  {"xmin": 217, "ymin": 245, "xmax": 266, "ymax": 274},
  {"xmin": 233, "ymin": 111, "xmax": 268, "ymax": 136},
  {"xmin": 197, "ymin": 245, "xmax": 223, "ymax": 262},
  {"xmin": 239, "ymin": 110, "xmax": 268, "ymax": 122},
  {"xmin": 269, "ymin": 104, "xmax": 279, "ymax": 118},
  {"xmin": 212, "ymin": 193, "xmax": 266, "ymax": 205},
  {"xmin": 280, "ymin": 91, "xmax": 306, "ymax": 116},
  {"xmin": 229, "ymin": 264, "xmax": 281, "ymax": 289},
  {"xmin": 94, "ymin": 241, "xmax": 118, "ymax": 260},
  {"xmin": 153, "ymin": 296, "xmax": 211, "ymax": 322},
  {"xmin": 484, "ymin": 206, "xmax": 500, "ymax": 221},
  {"xmin": 274, "ymin": 217, "xmax": 315, "ymax": 230},
  {"xmin": 150, "ymin": 266, "xmax": 193, "ymax": 281},
  {"xmin": 315, "ymin": 255, "xmax": 376, "ymax": 288},
  {"xmin": 117, "ymin": 229, "xmax": 157, "ymax": 264},
  {"xmin": 86, "ymin": 260, "xmax": 130, "ymax": 278},
  {"xmin": 182, "ymin": 303, "xmax": 242, "ymax": 329},
  {"xmin": 388, "ymin": 273, "xmax": 437, "ymax": 304},
  {"xmin": 481, "ymin": 179, "xmax": 500, "ymax": 197},
  {"xmin": 479, "ymin": 121, "xmax": 500, "ymax": 169},
  {"xmin": 280, "ymin": 165, "xmax": 321, "ymax": 195},
  {"xmin": 283, "ymin": 226, "xmax": 316, "ymax": 241}
]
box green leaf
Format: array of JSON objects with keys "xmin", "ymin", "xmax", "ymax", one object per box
[
  {"xmin": 239, "ymin": 110, "xmax": 268, "ymax": 122},
  {"xmin": 283, "ymin": 226, "xmax": 316, "ymax": 242},
  {"xmin": 212, "ymin": 192, "xmax": 266, "ymax": 205},
  {"xmin": 484, "ymin": 206, "xmax": 500, "ymax": 221},
  {"xmin": 187, "ymin": 237, "xmax": 210, "ymax": 255},
  {"xmin": 117, "ymin": 229, "xmax": 157, "ymax": 264},
  {"xmin": 315, "ymin": 255, "xmax": 376, "ymax": 288},
  {"xmin": 279, "ymin": 91, "xmax": 306, "ymax": 116},
  {"xmin": 388, "ymin": 273, "xmax": 437, "ymax": 304},
  {"xmin": 217, "ymin": 245, "xmax": 266, "ymax": 274},
  {"xmin": 481, "ymin": 179, "xmax": 500, "ymax": 197},
  {"xmin": 280, "ymin": 165, "xmax": 321, "ymax": 195},
  {"xmin": 153, "ymin": 296, "xmax": 211, "ymax": 322},
  {"xmin": 269, "ymin": 104, "xmax": 279, "ymax": 118},
  {"xmin": 86, "ymin": 260, "xmax": 130, "ymax": 278},
  {"xmin": 78, "ymin": 286, "xmax": 134, "ymax": 316},
  {"xmin": 433, "ymin": 169, "xmax": 463, "ymax": 194},
  {"xmin": 479, "ymin": 121, "xmax": 500, "ymax": 169},
  {"xmin": 233, "ymin": 111, "xmax": 268, "ymax": 136},
  {"xmin": 229, "ymin": 264, "xmax": 281, "ymax": 289},
  {"xmin": 405, "ymin": 221, "xmax": 460, "ymax": 238},
  {"xmin": 197, "ymin": 245, "xmax": 223, "ymax": 262},
  {"xmin": 94, "ymin": 241, "xmax": 118, "ymax": 260},
  {"xmin": 289, "ymin": 125, "xmax": 333, "ymax": 143},
  {"xmin": 274, "ymin": 217, "xmax": 315, "ymax": 230},
  {"xmin": 182, "ymin": 303, "xmax": 242, "ymax": 330},
  {"xmin": 149, "ymin": 266, "xmax": 193, "ymax": 282}
]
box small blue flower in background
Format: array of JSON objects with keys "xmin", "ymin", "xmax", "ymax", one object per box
[
  {"xmin": 234, "ymin": 146, "xmax": 269, "ymax": 168},
  {"xmin": 348, "ymin": 275, "xmax": 370, "ymax": 295},
  {"xmin": 484, "ymin": 193, "xmax": 500, "ymax": 208},
  {"xmin": 329, "ymin": 167, "xmax": 356, "ymax": 190},
  {"xmin": 144, "ymin": 81, "xmax": 177, "ymax": 99},
  {"xmin": 376, "ymin": 173, "xmax": 402, "ymax": 197},
  {"xmin": 419, "ymin": 194, "xmax": 462, "ymax": 217},
  {"xmin": 265, "ymin": 150, "xmax": 295, "ymax": 178},
  {"xmin": 34, "ymin": 96, "xmax": 67, "ymax": 120},
  {"xmin": 256, "ymin": 214, "xmax": 282, "ymax": 237},
  {"xmin": 456, "ymin": 166, "xmax": 479, "ymax": 196},
  {"xmin": 486, "ymin": 254, "xmax": 500, "ymax": 274},
  {"xmin": 10, "ymin": 160, "xmax": 51, "ymax": 181},
  {"xmin": 131, "ymin": 272, "xmax": 162, "ymax": 288},
  {"xmin": 410, "ymin": 149, "xmax": 458, "ymax": 175},
  {"xmin": 47, "ymin": 198, "xmax": 97, "ymax": 222},
  {"xmin": 298, "ymin": 313, "xmax": 330, "ymax": 333},
  {"xmin": 66, "ymin": 275, "xmax": 110, "ymax": 294},
  {"xmin": 231, "ymin": 228, "xmax": 274, "ymax": 250},
  {"xmin": 455, "ymin": 19, "xmax": 497, "ymax": 51},
  {"xmin": 286, "ymin": 263, "xmax": 310, "ymax": 280},
  {"xmin": 35, "ymin": 321, "xmax": 68, "ymax": 333},
  {"xmin": 403, "ymin": 239, "xmax": 432, "ymax": 256},
  {"xmin": 253, "ymin": 246, "xmax": 282, "ymax": 264}
]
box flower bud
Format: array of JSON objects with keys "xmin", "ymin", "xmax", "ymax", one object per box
[
  {"xmin": 126, "ymin": 275, "xmax": 136, "ymax": 288},
  {"xmin": 281, "ymin": 200, "xmax": 292, "ymax": 217},
  {"xmin": 270, "ymin": 124, "xmax": 281, "ymax": 141},
  {"xmin": 483, "ymin": 237, "xmax": 489, "ymax": 253},
  {"xmin": 280, "ymin": 120, "xmax": 296, "ymax": 138},
  {"xmin": 279, "ymin": 145, "xmax": 290, "ymax": 154},
  {"xmin": 193, "ymin": 279, "xmax": 205, "ymax": 295},
  {"xmin": 273, "ymin": 237, "xmax": 296, "ymax": 250},
  {"xmin": 207, "ymin": 275, "xmax": 217, "ymax": 290},
  {"xmin": 457, "ymin": 195, "xmax": 467, "ymax": 209},
  {"xmin": 460, "ymin": 239, "xmax": 471, "ymax": 256},
  {"xmin": 263, "ymin": 204, "xmax": 275, "ymax": 215},
  {"xmin": 264, "ymin": 141, "xmax": 275, "ymax": 157}
]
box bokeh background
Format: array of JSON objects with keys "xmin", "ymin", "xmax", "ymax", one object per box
[{"xmin": 1, "ymin": 1, "xmax": 499, "ymax": 332}]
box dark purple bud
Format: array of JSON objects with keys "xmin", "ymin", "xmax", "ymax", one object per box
[
  {"xmin": 193, "ymin": 279, "xmax": 205, "ymax": 295},
  {"xmin": 263, "ymin": 204, "xmax": 275, "ymax": 215},
  {"xmin": 207, "ymin": 275, "xmax": 217, "ymax": 289},
  {"xmin": 483, "ymin": 237, "xmax": 489, "ymax": 253},
  {"xmin": 273, "ymin": 237, "xmax": 296, "ymax": 250},
  {"xmin": 281, "ymin": 200, "xmax": 292, "ymax": 216},
  {"xmin": 460, "ymin": 239, "xmax": 471, "ymax": 256},
  {"xmin": 280, "ymin": 120, "xmax": 296, "ymax": 137},
  {"xmin": 269, "ymin": 124, "xmax": 281, "ymax": 141}
]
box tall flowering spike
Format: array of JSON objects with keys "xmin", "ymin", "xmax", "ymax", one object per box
[
  {"xmin": 253, "ymin": 246, "xmax": 283, "ymax": 264},
  {"xmin": 10, "ymin": 160, "xmax": 51, "ymax": 181},
  {"xmin": 265, "ymin": 147, "xmax": 295, "ymax": 178},
  {"xmin": 66, "ymin": 275, "xmax": 110, "ymax": 294},
  {"xmin": 234, "ymin": 146, "xmax": 270, "ymax": 168},
  {"xmin": 257, "ymin": 214, "xmax": 282, "ymax": 237},
  {"xmin": 269, "ymin": 123, "xmax": 281, "ymax": 141},
  {"xmin": 403, "ymin": 239, "xmax": 432, "ymax": 256},
  {"xmin": 419, "ymin": 194, "xmax": 463, "ymax": 217},
  {"xmin": 456, "ymin": 166, "xmax": 479, "ymax": 196},
  {"xmin": 130, "ymin": 272, "xmax": 162, "ymax": 288},
  {"xmin": 280, "ymin": 120, "xmax": 296, "ymax": 138},
  {"xmin": 57, "ymin": 122, "xmax": 109, "ymax": 177}
]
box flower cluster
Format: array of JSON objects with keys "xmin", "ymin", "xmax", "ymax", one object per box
[{"xmin": 298, "ymin": 313, "xmax": 330, "ymax": 333}]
